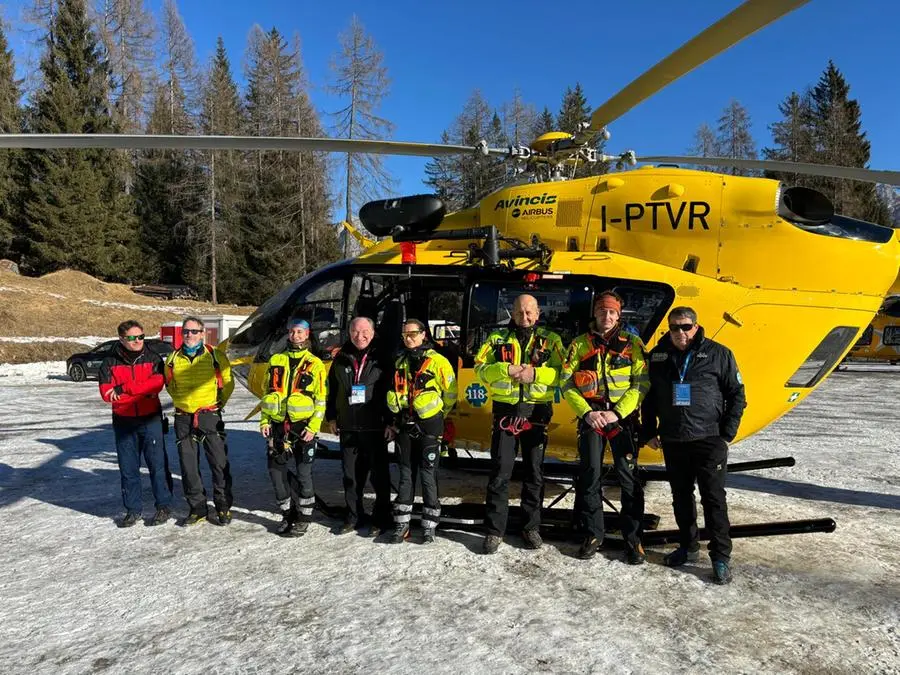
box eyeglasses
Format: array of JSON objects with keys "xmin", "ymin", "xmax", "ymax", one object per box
[
  {"xmin": 669, "ymin": 324, "xmax": 695, "ymax": 333},
  {"xmin": 402, "ymin": 330, "xmax": 423, "ymax": 337},
  {"xmin": 122, "ymin": 334, "xmax": 145, "ymax": 342},
  {"xmin": 183, "ymin": 328, "xmax": 204, "ymax": 335}
]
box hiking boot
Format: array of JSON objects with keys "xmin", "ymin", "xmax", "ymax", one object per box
[
  {"xmin": 292, "ymin": 520, "xmax": 310, "ymax": 537},
  {"xmin": 148, "ymin": 507, "xmax": 171, "ymax": 526},
  {"xmin": 339, "ymin": 519, "xmax": 357, "ymax": 535},
  {"xmin": 712, "ymin": 559, "xmax": 733, "ymax": 585},
  {"xmin": 482, "ymin": 534, "xmax": 502, "ymax": 555},
  {"xmin": 368, "ymin": 524, "xmax": 383, "ymax": 538},
  {"xmin": 522, "ymin": 529, "xmax": 543, "ymax": 550},
  {"xmin": 182, "ymin": 512, "xmax": 207, "ymax": 527},
  {"xmin": 215, "ymin": 510, "xmax": 232, "ymax": 526},
  {"xmin": 118, "ymin": 511, "xmax": 141, "ymax": 528},
  {"xmin": 624, "ymin": 542, "xmax": 646, "ymax": 566},
  {"xmin": 422, "ymin": 527, "xmax": 436, "ymax": 544},
  {"xmin": 663, "ymin": 545, "xmax": 701, "ymax": 567},
  {"xmin": 577, "ymin": 536, "xmax": 602, "ymax": 560},
  {"xmin": 390, "ymin": 523, "xmax": 410, "ymax": 544}
]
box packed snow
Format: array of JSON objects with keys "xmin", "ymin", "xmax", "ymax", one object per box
[{"xmin": 0, "ymin": 361, "xmax": 898, "ymax": 673}]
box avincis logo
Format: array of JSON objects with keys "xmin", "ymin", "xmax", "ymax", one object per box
[
  {"xmin": 494, "ymin": 193, "xmax": 557, "ymax": 219},
  {"xmin": 494, "ymin": 193, "xmax": 557, "ymax": 210}
]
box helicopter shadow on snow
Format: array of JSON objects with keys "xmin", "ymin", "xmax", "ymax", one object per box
[{"xmin": 725, "ymin": 473, "xmax": 900, "ymax": 511}]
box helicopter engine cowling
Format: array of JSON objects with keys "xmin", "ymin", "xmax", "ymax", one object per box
[{"xmin": 359, "ymin": 194, "xmax": 446, "ymax": 238}]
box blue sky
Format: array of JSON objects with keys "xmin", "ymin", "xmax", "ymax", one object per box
[{"xmin": 4, "ymin": 0, "xmax": 899, "ymax": 198}]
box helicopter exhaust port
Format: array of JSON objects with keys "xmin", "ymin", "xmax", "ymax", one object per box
[{"xmin": 777, "ymin": 186, "xmax": 834, "ymax": 225}]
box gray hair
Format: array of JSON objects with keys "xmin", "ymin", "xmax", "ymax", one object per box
[
  {"xmin": 350, "ymin": 316, "xmax": 375, "ymax": 331},
  {"xmin": 182, "ymin": 315, "xmax": 204, "ymax": 329},
  {"xmin": 668, "ymin": 306, "xmax": 698, "ymax": 324}
]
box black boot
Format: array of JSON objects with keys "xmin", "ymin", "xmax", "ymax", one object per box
[
  {"xmin": 275, "ymin": 509, "xmax": 295, "ymax": 536},
  {"xmin": 578, "ymin": 536, "xmax": 602, "ymax": 560},
  {"xmin": 390, "ymin": 522, "xmax": 410, "ymax": 544}
]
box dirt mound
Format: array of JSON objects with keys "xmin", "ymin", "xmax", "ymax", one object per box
[{"xmin": 0, "ymin": 268, "xmax": 254, "ymax": 362}]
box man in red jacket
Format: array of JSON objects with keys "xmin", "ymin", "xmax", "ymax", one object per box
[{"xmin": 99, "ymin": 320, "xmax": 173, "ymax": 527}]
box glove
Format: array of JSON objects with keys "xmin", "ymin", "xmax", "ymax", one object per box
[{"xmin": 443, "ymin": 419, "xmax": 456, "ymax": 445}]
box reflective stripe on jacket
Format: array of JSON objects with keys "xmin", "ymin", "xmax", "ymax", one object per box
[
  {"xmin": 561, "ymin": 323, "xmax": 649, "ymax": 419},
  {"xmin": 473, "ymin": 326, "xmax": 565, "ymax": 404},
  {"xmin": 387, "ymin": 348, "xmax": 457, "ymax": 421},
  {"xmin": 260, "ymin": 348, "xmax": 327, "ymax": 432},
  {"xmin": 165, "ymin": 345, "xmax": 234, "ymax": 413}
]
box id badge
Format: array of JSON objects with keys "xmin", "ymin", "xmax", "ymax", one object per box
[
  {"xmin": 673, "ymin": 383, "xmax": 691, "ymax": 407},
  {"xmin": 350, "ymin": 384, "xmax": 366, "ymax": 405}
]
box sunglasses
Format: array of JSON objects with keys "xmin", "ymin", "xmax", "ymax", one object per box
[
  {"xmin": 122, "ymin": 334, "xmax": 145, "ymax": 342},
  {"xmin": 402, "ymin": 330, "xmax": 424, "ymax": 337},
  {"xmin": 183, "ymin": 328, "xmax": 204, "ymax": 335},
  {"xmin": 669, "ymin": 324, "xmax": 695, "ymax": 333}
]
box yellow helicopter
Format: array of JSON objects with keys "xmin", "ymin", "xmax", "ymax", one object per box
[
  {"xmin": 3, "ymin": 0, "xmax": 899, "ymax": 519},
  {"xmin": 848, "ymin": 255, "xmax": 900, "ymax": 365}
]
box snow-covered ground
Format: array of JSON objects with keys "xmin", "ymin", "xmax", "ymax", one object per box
[{"xmin": 0, "ymin": 362, "xmax": 898, "ymax": 673}]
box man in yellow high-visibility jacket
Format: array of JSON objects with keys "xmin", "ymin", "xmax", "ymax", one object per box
[
  {"xmin": 562, "ymin": 291, "xmax": 649, "ymax": 563},
  {"xmin": 165, "ymin": 316, "xmax": 235, "ymax": 526},
  {"xmin": 474, "ymin": 294, "xmax": 565, "ymax": 555},
  {"xmin": 260, "ymin": 318, "xmax": 327, "ymax": 537}
]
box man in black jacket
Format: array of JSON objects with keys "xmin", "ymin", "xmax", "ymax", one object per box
[
  {"xmin": 325, "ymin": 316, "xmax": 393, "ymax": 536},
  {"xmin": 642, "ymin": 306, "xmax": 746, "ymax": 585}
]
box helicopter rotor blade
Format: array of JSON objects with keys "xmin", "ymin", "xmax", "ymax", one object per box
[
  {"xmin": 637, "ymin": 155, "xmax": 900, "ymax": 187},
  {"xmin": 0, "ymin": 133, "xmax": 512, "ymax": 158},
  {"xmin": 588, "ymin": 0, "xmax": 811, "ymax": 132}
]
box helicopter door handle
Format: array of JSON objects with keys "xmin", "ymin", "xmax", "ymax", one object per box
[{"xmin": 723, "ymin": 312, "xmax": 743, "ymax": 327}]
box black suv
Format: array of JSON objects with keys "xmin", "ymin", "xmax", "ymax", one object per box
[{"xmin": 67, "ymin": 339, "xmax": 174, "ymax": 382}]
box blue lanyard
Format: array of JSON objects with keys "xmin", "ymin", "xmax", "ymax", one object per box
[{"xmin": 678, "ymin": 353, "xmax": 693, "ymax": 383}]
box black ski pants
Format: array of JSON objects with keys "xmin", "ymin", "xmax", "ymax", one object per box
[
  {"xmin": 174, "ymin": 410, "xmax": 232, "ymax": 515},
  {"xmin": 484, "ymin": 416, "xmax": 548, "ymax": 536},
  {"xmin": 662, "ymin": 435, "xmax": 732, "ymax": 561},
  {"xmin": 394, "ymin": 415, "xmax": 443, "ymax": 531},
  {"xmin": 340, "ymin": 429, "xmax": 392, "ymax": 527},
  {"xmin": 576, "ymin": 421, "xmax": 644, "ymax": 547},
  {"xmin": 268, "ymin": 422, "xmax": 316, "ymax": 522}
]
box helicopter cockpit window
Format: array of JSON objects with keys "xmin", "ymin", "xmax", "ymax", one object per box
[
  {"xmin": 786, "ymin": 326, "xmax": 858, "ymax": 388},
  {"xmin": 608, "ymin": 285, "xmax": 671, "ymax": 339},
  {"xmin": 258, "ymin": 278, "xmax": 346, "ymax": 362},
  {"xmin": 882, "ymin": 299, "xmax": 900, "ymax": 318},
  {"xmin": 467, "ymin": 282, "xmax": 594, "ymax": 359}
]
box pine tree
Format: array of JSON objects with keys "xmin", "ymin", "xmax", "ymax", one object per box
[
  {"xmin": 241, "ymin": 26, "xmax": 335, "ymax": 304},
  {"xmin": 329, "ymin": 15, "xmax": 394, "ymax": 257},
  {"xmin": 502, "ymin": 88, "xmax": 537, "ymax": 147},
  {"xmin": 556, "ymin": 83, "xmax": 590, "ymax": 136},
  {"xmin": 424, "ymin": 89, "xmax": 509, "ymax": 211},
  {"xmin": 94, "ymin": 0, "xmax": 156, "ymax": 134},
  {"xmin": 532, "ymin": 106, "xmax": 555, "ymax": 138},
  {"xmin": 556, "ymin": 83, "xmax": 606, "ymax": 178},
  {"xmin": 0, "ymin": 21, "xmax": 22, "ymax": 260},
  {"xmin": 763, "ymin": 90, "xmax": 814, "ymax": 185},
  {"xmin": 688, "ymin": 122, "xmax": 720, "ymax": 173},
  {"xmin": 132, "ymin": 0, "xmax": 202, "ymax": 289},
  {"xmin": 21, "ymin": 0, "xmax": 139, "ymax": 280},
  {"xmin": 198, "ymin": 37, "xmax": 247, "ymax": 303},
  {"xmin": 807, "ymin": 61, "xmax": 887, "ymax": 224},
  {"xmin": 715, "ymin": 99, "xmax": 757, "ymax": 176}
]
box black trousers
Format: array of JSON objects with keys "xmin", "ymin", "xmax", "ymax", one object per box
[
  {"xmin": 576, "ymin": 421, "xmax": 644, "ymax": 547},
  {"xmin": 394, "ymin": 415, "xmax": 443, "ymax": 530},
  {"xmin": 174, "ymin": 411, "xmax": 233, "ymax": 515},
  {"xmin": 268, "ymin": 422, "xmax": 316, "ymax": 521},
  {"xmin": 662, "ymin": 436, "xmax": 731, "ymax": 561},
  {"xmin": 484, "ymin": 416, "xmax": 548, "ymax": 536},
  {"xmin": 340, "ymin": 429, "xmax": 392, "ymax": 527}
]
